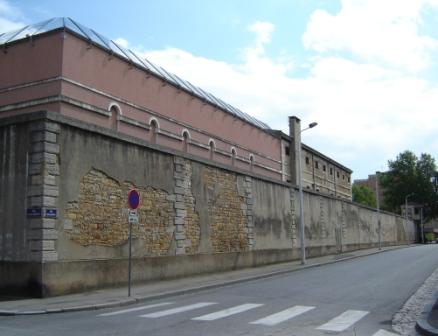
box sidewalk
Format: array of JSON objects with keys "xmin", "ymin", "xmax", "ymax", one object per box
[
  {"xmin": 0, "ymin": 245, "xmax": 408, "ymax": 316},
  {"xmin": 417, "ymin": 291, "xmax": 438, "ymax": 335}
]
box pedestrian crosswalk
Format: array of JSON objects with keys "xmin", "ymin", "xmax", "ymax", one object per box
[
  {"xmin": 316, "ymin": 309, "xmax": 369, "ymax": 332},
  {"xmin": 249, "ymin": 305, "xmax": 315, "ymax": 326},
  {"xmin": 192, "ymin": 303, "xmax": 263, "ymax": 321},
  {"xmin": 98, "ymin": 302, "xmax": 174, "ymax": 317},
  {"xmin": 140, "ymin": 302, "xmax": 216, "ymax": 318},
  {"xmin": 98, "ymin": 300, "xmax": 400, "ymax": 335}
]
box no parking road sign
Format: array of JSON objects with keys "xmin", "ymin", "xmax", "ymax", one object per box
[{"xmin": 128, "ymin": 189, "xmax": 140, "ymax": 210}]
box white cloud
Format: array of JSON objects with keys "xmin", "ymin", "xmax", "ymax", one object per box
[
  {"xmin": 119, "ymin": 3, "xmax": 438, "ymax": 178},
  {"xmin": 302, "ymin": 0, "xmax": 438, "ymax": 73},
  {"xmin": 114, "ymin": 37, "xmax": 129, "ymax": 48},
  {"xmin": 0, "ymin": 0, "xmax": 25, "ymax": 33},
  {"xmin": 247, "ymin": 21, "xmax": 275, "ymax": 56}
]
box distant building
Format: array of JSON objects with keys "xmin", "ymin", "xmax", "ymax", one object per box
[
  {"xmin": 275, "ymin": 131, "xmax": 352, "ymax": 199},
  {"xmin": 354, "ymin": 173, "xmax": 386, "ymax": 207},
  {"xmin": 401, "ymin": 203, "xmax": 422, "ymax": 221}
]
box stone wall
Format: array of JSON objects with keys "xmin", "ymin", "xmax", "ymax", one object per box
[
  {"xmin": 64, "ymin": 169, "xmax": 174, "ymax": 255},
  {"xmin": 0, "ymin": 112, "xmax": 417, "ymax": 296}
]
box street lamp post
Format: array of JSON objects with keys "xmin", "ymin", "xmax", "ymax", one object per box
[
  {"xmin": 298, "ymin": 121, "xmax": 318, "ymax": 265},
  {"xmin": 420, "ymin": 207, "xmax": 424, "ymax": 244},
  {"xmin": 375, "ymin": 172, "xmax": 381, "ymax": 250},
  {"xmin": 405, "ymin": 193, "xmax": 414, "ymax": 228}
]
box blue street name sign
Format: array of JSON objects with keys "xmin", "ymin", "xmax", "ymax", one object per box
[
  {"xmin": 27, "ymin": 208, "xmax": 42, "ymax": 217},
  {"xmin": 45, "ymin": 209, "xmax": 57, "ymax": 218}
]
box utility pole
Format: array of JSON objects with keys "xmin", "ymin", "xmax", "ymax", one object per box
[
  {"xmin": 420, "ymin": 207, "xmax": 424, "ymax": 244},
  {"xmin": 375, "ymin": 172, "xmax": 381, "ymax": 250}
]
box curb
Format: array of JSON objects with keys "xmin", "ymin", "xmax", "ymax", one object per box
[
  {"xmin": 416, "ymin": 292, "xmax": 438, "ymax": 336},
  {"xmin": 0, "ymin": 245, "xmax": 408, "ymax": 316}
]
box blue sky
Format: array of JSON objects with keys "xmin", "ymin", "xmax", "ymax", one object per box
[{"xmin": 2, "ymin": 0, "xmax": 438, "ymax": 179}]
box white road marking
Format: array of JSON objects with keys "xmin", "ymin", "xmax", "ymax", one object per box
[
  {"xmin": 316, "ymin": 309, "xmax": 369, "ymax": 332},
  {"xmin": 372, "ymin": 329, "xmax": 400, "ymax": 336},
  {"xmin": 140, "ymin": 302, "xmax": 216, "ymax": 318},
  {"xmin": 98, "ymin": 302, "xmax": 173, "ymax": 316},
  {"xmin": 250, "ymin": 305, "xmax": 315, "ymax": 326},
  {"xmin": 192, "ymin": 303, "xmax": 264, "ymax": 321}
]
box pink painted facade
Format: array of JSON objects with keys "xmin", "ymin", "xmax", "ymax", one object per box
[
  {"xmin": 0, "ymin": 20, "xmax": 352, "ymax": 194},
  {"xmin": 0, "ymin": 30, "xmax": 283, "ymax": 180}
]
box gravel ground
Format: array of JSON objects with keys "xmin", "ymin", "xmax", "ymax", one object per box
[{"xmin": 393, "ymin": 265, "xmax": 438, "ymax": 335}]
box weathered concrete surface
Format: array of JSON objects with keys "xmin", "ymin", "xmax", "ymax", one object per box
[
  {"xmin": 252, "ymin": 179, "xmax": 293, "ymax": 250},
  {"xmin": 0, "ymin": 112, "xmax": 417, "ymax": 296},
  {"xmin": 0, "ymin": 123, "xmax": 30, "ymax": 262}
]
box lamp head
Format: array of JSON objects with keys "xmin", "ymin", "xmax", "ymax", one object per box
[{"xmin": 308, "ymin": 122, "xmax": 318, "ymax": 128}]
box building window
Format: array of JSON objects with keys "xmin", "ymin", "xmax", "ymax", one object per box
[
  {"xmin": 149, "ymin": 118, "xmax": 159, "ymax": 144},
  {"xmin": 323, "ymin": 165, "xmax": 326, "ymax": 172},
  {"xmin": 348, "ymin": 177, "xmax": 350, "ymax": 183},
  {"xmin": 109, "ymin": 103, "xmax": 121, "ymax": 131},
  {"xmin": 305, "ymin": 157, "xmax": 310, "ymax": 165},
  {"xmin": 182, "ymin": 130, "xmax": 190, "ymax": 152},
  {"xmin": 315, "ymin": 161, "xmax": 319, "ymax": 169},
  {"xmin": 342, "ymin": 174, "xmax": 345, "ymax": 180},
  {"xmin": 337, "ymin": 171, "xmax": 340, "ymax": 178},
  {"xmin": 209, "ymin": 139, "xmax": 215, "ymax": 160},
  {"xmin": 249, "ymin": 154, "xmax": 255, "ymax": 171},
  {"xmin": 330, "ymin": 168, "xmax": 333, "ymax": 175},
  {"xmin": 231, "ymin": 147, "xmax": 237, "ymax": 166},
  {"xmin": 285, "ymin": 146, "xmax": 290, "ymax": 156}
]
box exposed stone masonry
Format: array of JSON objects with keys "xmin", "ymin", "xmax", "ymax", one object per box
[
  {"xmin": 203, "ymin": 167, "xmax": 249, "ymax": 253},
  {"xmin": 242, "ymin": 176, "xmax": 254, "ymax": 250},
  {"xmin": 64, "ymin": 169, "xmax": 173, "ymax": 256},
  {"xmin": 27, "ymin": 121, "xmax": 60, "ymax": 262},
  {"xmin": 173, "ymin": 157, "xmax": 200, "ymax": 255}
]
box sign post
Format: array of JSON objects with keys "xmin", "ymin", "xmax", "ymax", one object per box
[{"xmin": 127, "ymin": 189, "xmax": 140, "ymax": 297}]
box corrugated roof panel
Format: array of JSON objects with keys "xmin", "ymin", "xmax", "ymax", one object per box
[
  {"xmin": 64, "ymin": 18, "xmax": 89, "ymax": 40},
  {"xmin": 141, "ymin": 58, "xmax": 168, "ymax": 79},
  {"xmin": 34, "ymin": 17, "xmax": 64, "ymax": 35},
  {"xmin": 201, "ymin": 91, "xmax": 223, "ymax": 108},
  {"xmin": 116, "ymin": 44, "xmax": 140, "ymax": 64},
  {"xmin": 0, "ymin": 25, "xmax": 29, "ymax": 44},
  {"xmin": 158, "ymin": 66, "xmax": 178, "ymax": 85},
  {"xmin": 196, "ymin": 87, "xmax": 213, "ymax": 102},
  {"xmin": 8, "ymin": 19, "xmax": 52, "ymax": 41},
  {"xmin": 161, "ymin": 69, "xmax": 186, "ymax": 89},
  {"xmin": 126, "ymin": 49, "xmax": 150, "ymax": 69},
  {"xmin": 181, "ymin": 79, "xmax": 208, "ymax": 99},
  {"xmin": 68, "ymin": 19, "xmax": 107, "ymax": 47},
  {"xmin": 215, "ymin": 97, "xmax": 232, "ymax": 112},
  {"xmin": 175, "ymin": 76, "xmax": 195, "ymax": 95}
]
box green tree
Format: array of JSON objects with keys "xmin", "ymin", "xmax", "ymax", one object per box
[
  {"xmin": 380, "ymin": 150, "xmax": 438, "ymax": 219},
  {"xmin": 352, "ymin": 184, "xmax": 377, "ymax": 208}
]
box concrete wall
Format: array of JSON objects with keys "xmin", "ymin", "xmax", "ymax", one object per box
[{"xmin": 0, "ymin": 112, "xmax": 417, "ymax": 297}]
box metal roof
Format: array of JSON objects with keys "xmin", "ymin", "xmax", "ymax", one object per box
[{"xmin": 0, "ymin": 17, "xmax": 271, "ymax": 130}]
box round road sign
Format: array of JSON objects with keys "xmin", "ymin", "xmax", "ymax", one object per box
[{"xmin": 128, "ymin": 189, "xmax": 140, "ymax": 209}]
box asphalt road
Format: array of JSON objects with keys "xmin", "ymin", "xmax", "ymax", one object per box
[{"xmin": 1, "ymin": 244, "xmax": 438, "ymax": 336}]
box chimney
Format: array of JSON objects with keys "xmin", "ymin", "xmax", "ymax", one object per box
[{"xmin": 289, "ymin": 116, "xmax": 301, "ymax": 186}]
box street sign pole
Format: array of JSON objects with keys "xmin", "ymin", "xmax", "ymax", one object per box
[
  {"xmin": 127, "ymin": 189, "xmax": 140, "ymax": 297},
  {"xmin": 375, "ymin": 172, "xmax": 381, "ymax": 250},
  {"xmin": 128, "ymin": 217, "xmax": 133, "ymax": 297}
]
